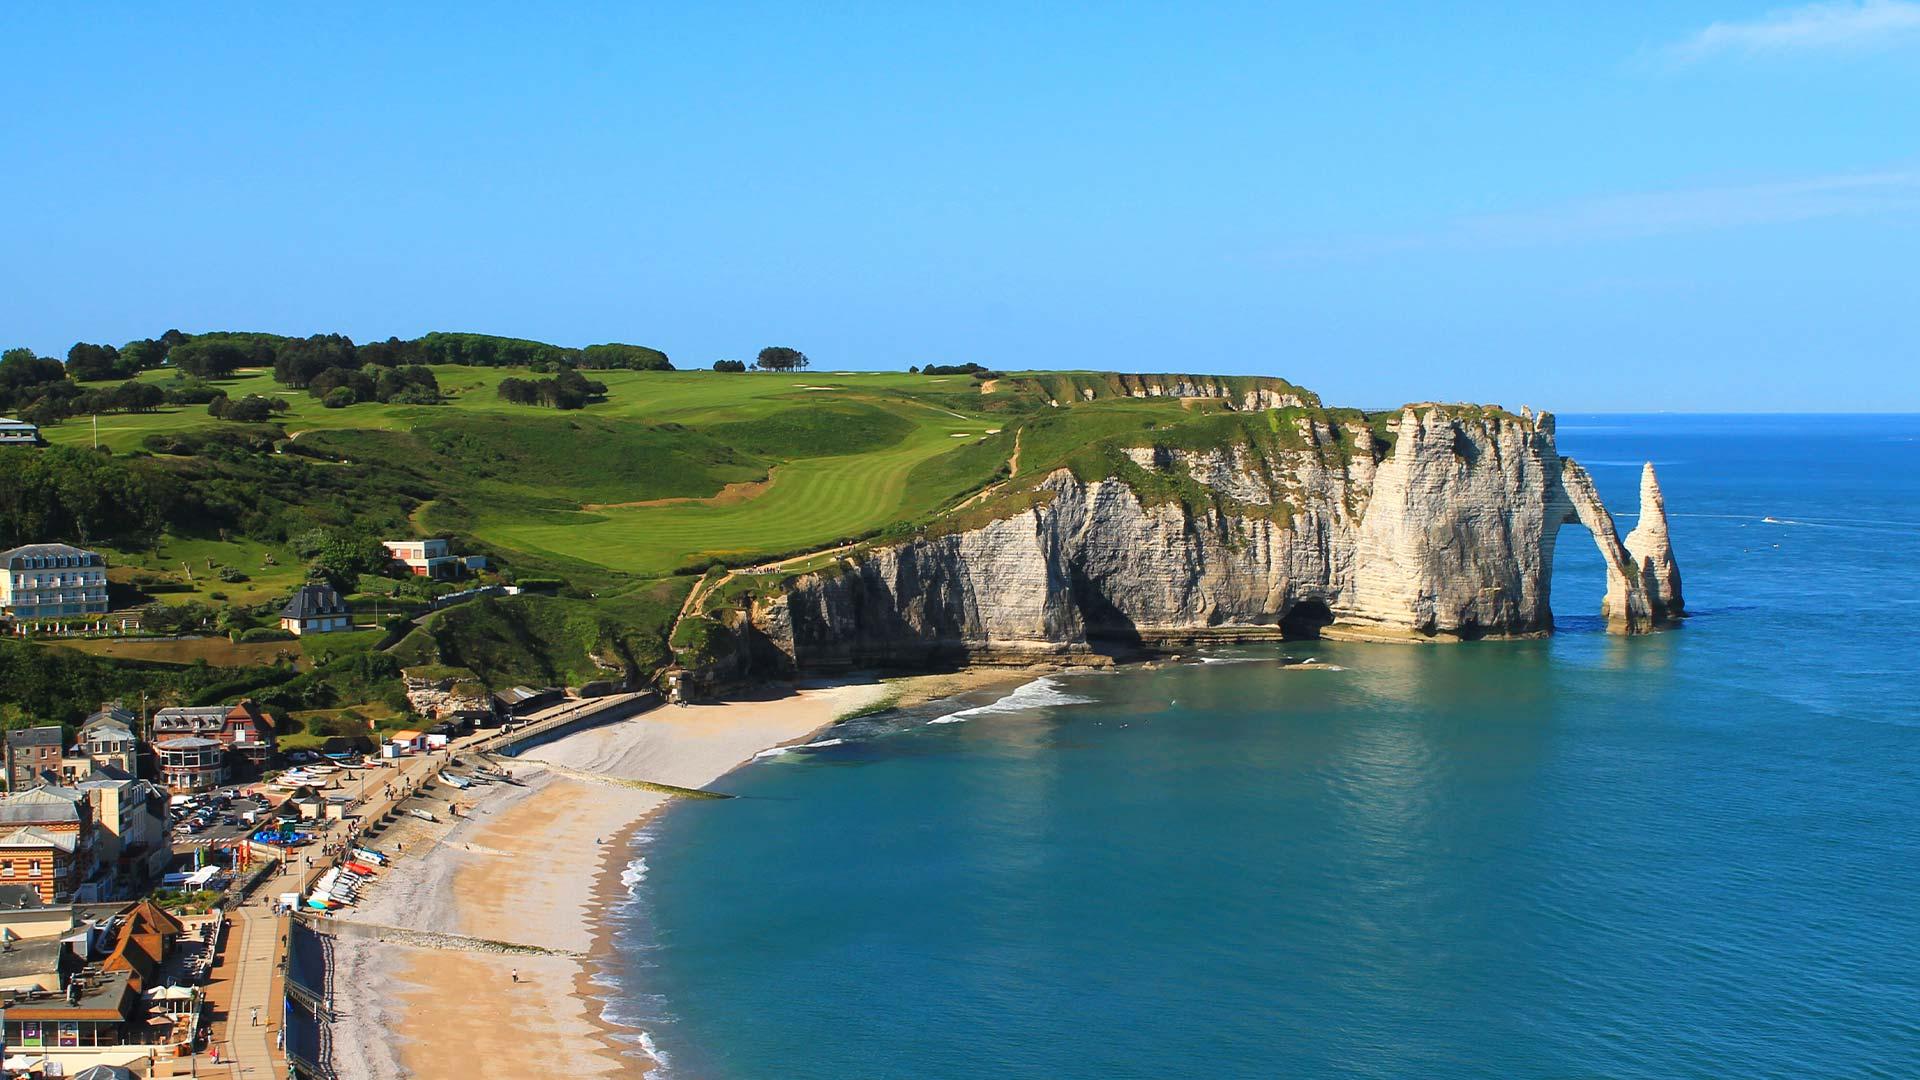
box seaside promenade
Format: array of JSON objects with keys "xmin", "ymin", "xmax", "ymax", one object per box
[{"xmin": 189, "ymin": 692, "xmax": 652, "ymax": 1079}]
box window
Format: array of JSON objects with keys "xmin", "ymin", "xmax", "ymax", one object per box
[
  {"xmin": 28, "ymin": 860, "xmax": 39, "ymax": 874},
  {"xmin": 1, "ymin": 861, "xmax": 11, "ymax": 876}
]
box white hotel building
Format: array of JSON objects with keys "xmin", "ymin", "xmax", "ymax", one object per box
[{"xmin": 0, "ymin": 544, "xmax": 110, "ymax": 621}]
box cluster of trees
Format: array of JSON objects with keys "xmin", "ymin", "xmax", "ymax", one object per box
[
  {"xmin": 308, "ymin": 364, "xmax": 440, "ymax": 408},
  {"xmin": 409, "ymin": 333, "xmax": 672, "ymax": 371},
  {"xmin": 1, "ymin": 348, "xmax": 77, "ymax": 422},
  {"xmin": 206, "ymin": 393, "xmax": 291, "ymax": 423},
  {"xmin": 292, "ymin": 527, "xmax": 391, "ymax": 590},
  {"xmin": 61, "ymin": 332, "xmax": 187, "ymax": 381},
  {"xmin": 914, "ymin": 362, "xmax": 993, "ymax": 376},
  {"xmin": 496, "ymin": 369, "xmax": 607, "ymax": 409},
  {"xmin": 0, "ymin": 446, "xmax": 176, "ymax": 548},
  {"xmin": 181, "ymin": 331, "xmax": 672, "ymax": 382},
  {"xmin": 2, "ymin": 350, "xmax": 184, "ymax": 424},
  {"xmin": 3, "ymin": 328, "xmax": 676, "ymax": 427},
  {"xmin": 72, "ymin": 380, "xmax": 166, "ymax": 414},
  {"xmin": 711, "ymin": 359, "xmax": 747, "ymax": 372},
  {"xmin": 754, "ymin": 346, "xmax": 810, "ymax": 372}
]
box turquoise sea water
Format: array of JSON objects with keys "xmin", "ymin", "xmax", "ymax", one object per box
[{"xmin": 608, "ymin": 415, "xmax": 1920, "ymax": 1079}]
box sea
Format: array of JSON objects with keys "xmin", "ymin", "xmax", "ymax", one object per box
[{"xmin": 601, "ymin": 414, "xmax": 1920, "ymax": 1079}]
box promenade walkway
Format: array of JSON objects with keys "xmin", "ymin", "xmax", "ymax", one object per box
[{"xmin": 200, "ymin": 690, "xmax": 652, "ymax": 1079}]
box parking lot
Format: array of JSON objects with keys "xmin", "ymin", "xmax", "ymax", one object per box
[{"xmin": 169, "ymin": 786, "xmax": 275, "ymax": 847}]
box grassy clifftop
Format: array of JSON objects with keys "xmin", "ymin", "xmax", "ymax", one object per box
[{"xmin": 6, "ymin": 358, "xmax": 1412, "ymax": 723}]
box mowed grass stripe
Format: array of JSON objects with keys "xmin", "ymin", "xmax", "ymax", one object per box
[{"xmin": 481, "ymin": 415, "xmax": 983, "ymax": 574}]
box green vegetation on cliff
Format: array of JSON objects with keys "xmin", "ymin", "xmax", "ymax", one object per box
[{"xmin": 4, "ymin": 342, "xmax": 1425, "ymax": 732}]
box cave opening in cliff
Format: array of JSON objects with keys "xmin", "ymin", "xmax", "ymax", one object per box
[{"xmin": 1280, "ymin": 600, "xmax": 1334, "ymax": 639}]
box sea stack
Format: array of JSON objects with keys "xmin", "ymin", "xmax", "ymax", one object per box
[{"xmin": 1624, "ymin": 463, "xmax": 1685, "ymax": 623}]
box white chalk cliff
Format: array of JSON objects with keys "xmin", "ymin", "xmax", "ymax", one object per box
[{"xmin": 738, "ymin": 405, "xmax": 1682, "ymax": 670}]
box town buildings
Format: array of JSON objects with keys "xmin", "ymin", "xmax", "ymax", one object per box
[
  {"xmin": 280, "ymin": 583, "xmax": 351, "ymax": 635},
  {"xmin": 150, "ymin": 700, "xmax": 275, "ymax": 782},
  {"xmin": 76, "ymin": 774, "xmax": 169, "ymax": 889},
  {"xmin": 383, "ymin": 538, "xmax": 454, "ymax": 578},
  {"xmin": 0, "ymin": 415, "xmax": 39, "ymax": 444},
  {"xmin": 76, "ymin": 706, "xmax": 141, "ymax": 777},
  {"xmin": 6, "ymin": 725, "xmax": 66, "ymax": 790},
  {"xmin": 382, "ymin": 537, "xmax": 487, "ymax": 579},
  {"xmin": 0, "ymin": 898, "xmax": 194, "ymax": 1058},
  {"xmin": 0, "ymin": 543, "xmax": 110, "ymax": 621},
  {"xmin": 152, "ymin": 738, "xmax": 227, "ymax": 792},
  {"xmin": 0, "ymin": 785, "xmax": 92, "ymax": 903}
]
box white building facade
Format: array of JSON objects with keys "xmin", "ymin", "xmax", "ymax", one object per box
[{"xmin": 0, "ymin": 544, "xmax": 109, "ymax": 621}]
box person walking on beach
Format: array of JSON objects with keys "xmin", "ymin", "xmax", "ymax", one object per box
[
  {"xmin": 510, "ymin": 968, "xmax": 519, "ymax": 984},
  {"xmin": 251, "ymin": 1005, "xmax": 260, "ymax": 1026}
]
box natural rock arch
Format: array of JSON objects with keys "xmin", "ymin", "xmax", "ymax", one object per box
[{"xmin": 1549, "ymin": 461, "xmax": 1685, "ymax": 633}]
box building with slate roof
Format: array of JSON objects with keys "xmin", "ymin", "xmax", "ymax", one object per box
[
  {"xmin": 152, "ymin": 736, "xmax": 228, "ymax": 792},
  {"xmin": 0, "ymin": 543, "xmax": 109, "ymax": 621},
  {"xmin": 280, "ymin": 583, "xmax": 351, "ymax": 635},
  {"xmin": 6, "ymin": 724, "xmax": 66, "ymax": 791}
]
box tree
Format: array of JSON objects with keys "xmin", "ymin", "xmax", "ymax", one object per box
[
  {"xmin": 495, "ymin": 370, "xmax": 604, "ymax": 409},
  {"xmin": 755, "ymin": 346, "xmax": 809, "ymax": 372},
  {"xmin": 273, "ymin": 333, "xmax": 358, "ymax": 388},
  {"xmin": 118, "ymin": 339, "xmax": 167, "ymax": 374},
  {"xmin": 208, "ymin": 394, "xmax": 282, "ymax": 423},
  {"xmin": 308, "ymin": 366, "xmax": 374, "ymax": 403},
  {"xmin": 66, "ymin": 342, "xmax": 122, "ymax": 381},
  {"xmin": 581, "ymin": 343, "xmax": 673, "ymax": 371},
  {"xmin": 169, "ymin": 340, "xmax": 247, "ymax": 378},
  {"xmin": 712, "ymin": 359, "xmax": 746, "ymax": 372},
  {"xmin": 309, "ymin": 529, "xmax": 386, "ymax": 590},
  {"xmin": 322, "ymin": 387, "xmax": 356, "ymax": 409}
]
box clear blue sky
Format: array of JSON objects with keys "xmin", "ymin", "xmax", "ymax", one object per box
[{"xmin": 3, "ymin": 3, "xmax": 1916, "ymax": 410}]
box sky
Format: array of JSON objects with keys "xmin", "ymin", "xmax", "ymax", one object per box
[{"xmin": 2, "ymin": 3, "xmax": 1916, "ymax": 411}]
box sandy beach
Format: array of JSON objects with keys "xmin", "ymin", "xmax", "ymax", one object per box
[{"xmin": 326, "ymin": 670, "xmax": 1040, "ymax": 1079}]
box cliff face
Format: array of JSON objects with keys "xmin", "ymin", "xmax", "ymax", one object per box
[{"xmin": 743, "ymin": 406, "xmax": 1681, "ymax": 671}]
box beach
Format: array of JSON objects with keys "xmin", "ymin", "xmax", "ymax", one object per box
[{"xmin": 327, "ymin": 670, "xmax": 1040, "ymax": 1078}]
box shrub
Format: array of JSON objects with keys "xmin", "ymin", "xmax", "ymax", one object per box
[
  {"xmin": 322, "ymin": 386, "xmax": 356, "ymax": 409},
  {"xmin": 217, "ymin": 566, "xmax": 249, "ymax": 582}
]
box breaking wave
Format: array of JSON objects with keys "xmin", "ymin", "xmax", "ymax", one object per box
[
  {"xmin": 621, "ymin": 856, "xmax": 649, "ymax": 895},
  {"xmin": 930, "ymin": 676, "xmax": 1096, "ymax": 723}
]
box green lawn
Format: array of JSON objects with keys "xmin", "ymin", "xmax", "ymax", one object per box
[
  {"xmin": 478, "ymin": 398, "xmax": 1005, "ymax": 574},
  {"xmin": 48, "ymin": 365, "xmax": 1026, "ymax": 580},
  {"xmin": 102, "ymin": 535, "xmax": 308, "ymax": 606},
  {"xmin": 44, "ymin": 366, "xmax": 985, "ymax": 448}
]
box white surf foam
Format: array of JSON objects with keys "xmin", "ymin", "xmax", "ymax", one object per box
[
  {"xmin": 931, "ymin": 676, "xmax": 1096, "ymax": 723},
  {"xmin": 620, "ymin": 856, "xmax": 649, "ymax": 895},
  {"xmin": 805, "ymin": 737, "xmax": 846, "ymax": 748}
]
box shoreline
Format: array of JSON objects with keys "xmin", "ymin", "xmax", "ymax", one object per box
[{"xmin": 326, "ymin": 667, "xmax": 1048, "ymax": 1079}]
